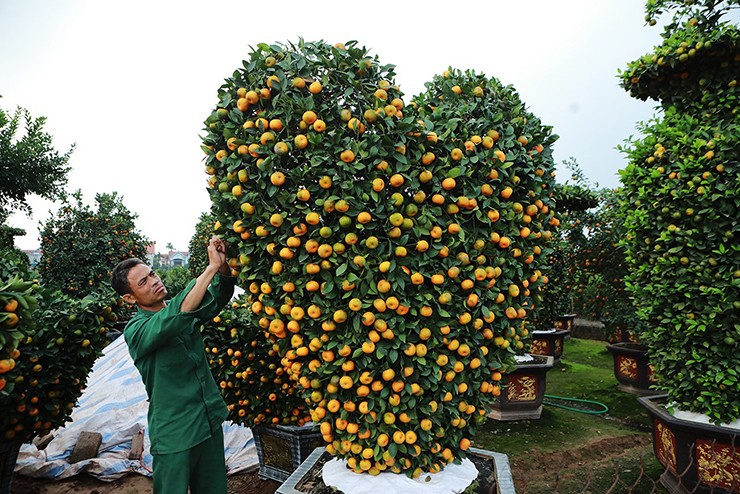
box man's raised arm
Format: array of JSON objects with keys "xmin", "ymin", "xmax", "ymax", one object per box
[{"xmin": 180, "ymin": 236, "xmax": 231, "ymax": 313}]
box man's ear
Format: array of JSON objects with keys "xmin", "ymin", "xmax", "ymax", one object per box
[{"xmin": 122, "ymin": 293, "xmax": 137, "ymax": 305}]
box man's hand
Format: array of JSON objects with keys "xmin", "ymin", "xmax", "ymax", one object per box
[
  {"xmin": 180, "ymin": 236, "xmax": 232, "ymax": 312},
  {"xmin": 208, "ymin": 236, "xmax": 231, "ymax": 275}
]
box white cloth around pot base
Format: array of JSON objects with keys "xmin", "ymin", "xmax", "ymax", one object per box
[{"xmin": 322, "ymin": 457, "xmax": 478, "ymax": 494}]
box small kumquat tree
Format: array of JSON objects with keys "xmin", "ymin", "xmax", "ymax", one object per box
[
  {"xmin": 0, "ymin": 243, "xmax": 38, "ymax": 397},
  {"xmin": 0, "ymin": 249, "xmax": 119, "ymax": 443}
]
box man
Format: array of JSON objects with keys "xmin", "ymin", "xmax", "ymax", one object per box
[{"xmin": 111, "ymin": 236, "xmax": 235, "ymax": 493}]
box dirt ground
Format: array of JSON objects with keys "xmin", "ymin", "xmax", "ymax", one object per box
[
  {"xmin": 10, "ymin": 434, "xmax": 653, "ymax": 494},
  {"xmin": 9, "ymin": 468, "xmax": 280, "ymax": 494},
  {"xmin": 510, "ymin": 433, "xmax": 655, "ymax": 492}
]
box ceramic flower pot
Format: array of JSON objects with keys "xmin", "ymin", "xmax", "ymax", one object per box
[
  {"xmin": 488, "ymin": 354, "xmax": 555, "ymax": 421},
  {"xmin": 606, "ymin": 342, "xmax": 659, "ymax": 396},
  {"xmin": 639, "ymin": 394, "xmax": 740, "ymax": 494},
  {"xmin": 529, "ymin": 329, "xmax": 569, "ymax": 361},
  {"xmin": 554, "ymin": 314, "xmax": 576, "ymax": 331}
]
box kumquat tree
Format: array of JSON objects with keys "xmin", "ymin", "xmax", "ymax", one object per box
[
  {"xmin": 0, "ymin": 230, "xmax": 121, "ymax": 445},
  {"xmin": 618, "ymin": 0, "xmax": 740, "ymax": 423},
  {"xmin": 0, "ymin": 286, "xmax": 120, "ymax": 443},
  {"xmin": 0, "ymin": 245, "xmax": 38, "ymax": 397},
  {"xmin": 0, "ymin": 104, "xmax": 124, "ymax": 448},
  {"xmin": 200, "ymin": 39, "xmax": 559, "ymax": 477},
  {"xmin": 201, "ymin": 299, "xmax": 312, "ymax": 427}
]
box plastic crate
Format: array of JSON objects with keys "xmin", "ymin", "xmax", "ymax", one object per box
[{"xmin": 252, "ymin": 424, "xmax": 323, "ymax": 483}]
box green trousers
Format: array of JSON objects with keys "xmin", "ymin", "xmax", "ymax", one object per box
[{"xmin": 151, "ymin": 428, "xmax": 227, "ymax": 494}]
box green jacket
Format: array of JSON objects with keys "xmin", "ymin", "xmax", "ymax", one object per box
[{"xmin": 124, "ymin": 274, "xmax": 235, "ymax": 454}]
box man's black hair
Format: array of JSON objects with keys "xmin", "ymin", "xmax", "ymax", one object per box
[{"xmin": 111, "ymin": 258, "xmax": 146, "ymax": 296}]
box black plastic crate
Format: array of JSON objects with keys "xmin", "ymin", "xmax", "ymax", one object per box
[{"xmin": 252, "ymin": 424, "xmax": 323, "ymax": 483}]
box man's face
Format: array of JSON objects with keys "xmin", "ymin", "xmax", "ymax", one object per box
[{"xmin": 122, "ymin": 264, "xmax": 168, "ymax": 308}]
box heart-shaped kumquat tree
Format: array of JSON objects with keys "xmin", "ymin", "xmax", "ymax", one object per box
[{"xmin": 201, "ymin": 39, "xmax": 559, "ymax": 477}]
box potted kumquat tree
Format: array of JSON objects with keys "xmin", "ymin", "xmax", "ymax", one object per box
[
  {"xmin": 619, "ymin": 1, "xmax": 739, "ymax": 492},
  {"xmin": 201, "ymin": 39, "xmax": 559, "ymax": 491}
]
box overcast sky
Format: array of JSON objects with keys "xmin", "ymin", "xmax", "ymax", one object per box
[{"xmin": 1, "ymin": 0, "xmax": 666, "ymax": 252}]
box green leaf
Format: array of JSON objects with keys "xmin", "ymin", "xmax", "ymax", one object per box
[{"xmin": 336, "ymin": 263, "xmax": 348, "ymax": 276}]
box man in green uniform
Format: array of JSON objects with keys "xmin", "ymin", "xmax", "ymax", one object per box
[{"xmin": 111, "ymin": 236, "xmax": 235, "ymax": 493}]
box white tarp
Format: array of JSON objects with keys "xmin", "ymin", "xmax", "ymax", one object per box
[{"xmin": 14, "ymin": 334, "xmax": 258, "ymax": 481}]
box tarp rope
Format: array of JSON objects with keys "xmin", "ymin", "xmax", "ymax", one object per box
[{"xmin": 543, "ymin": 394, "xmax": 609, "ymax": 414}]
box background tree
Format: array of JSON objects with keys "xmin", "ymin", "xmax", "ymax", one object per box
[
  {"xmin": 571, "ymin": 188, "xmax": 643, "ymax": 341},
  {"xmin": 188, "ymin": 211, "xmax": 217, "ymax": 279},
  {"xmin": 539, "ymin": 160, "xmax": 641, "ymax": 341},
  {"xmin": 0, "ymin": 98, "xmax": 73, "ymax": 220},
  {"xmin": 533, "ymin": 158, "xmax": 598, "ymax": 330},
  {"xmin": 155, "ymin": 265, "xmax": 192, "ymax": 299},
  {"xmin": 151, "ymin": 252, "xmax": 163, "ymax": 270},
  {"xmin": 0, "ymin": 226, "xmax": 30, "ymax": 279},
  {"xmin": 37, "ymin": 191, "xmax": 149, "ymax": 300}
]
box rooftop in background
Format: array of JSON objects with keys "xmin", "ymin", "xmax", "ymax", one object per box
[
  {"xmin": 22, "ymin": 249, "xmax": 42, "ymax": 266},
  {"xmin": 18, "ymin": 246, "xmax": 189, "ymax": 268}
]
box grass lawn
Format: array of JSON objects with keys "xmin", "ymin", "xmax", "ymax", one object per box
[{"xmin": 473, "ymin": 337, "xmax": 668, "ymax": 493}]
